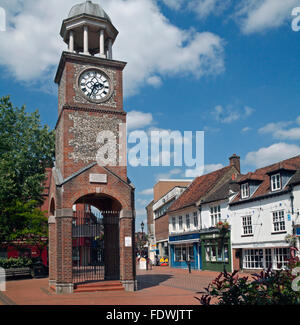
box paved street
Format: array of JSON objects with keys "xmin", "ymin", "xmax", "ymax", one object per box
[{"xmin": 0, "ymin": 266, "xmax": 224, "ymax": 305}]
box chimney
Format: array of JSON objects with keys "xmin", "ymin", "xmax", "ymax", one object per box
[{"xmin": 229, "ymin": 154, "xmax": 240, "ymax": 173}]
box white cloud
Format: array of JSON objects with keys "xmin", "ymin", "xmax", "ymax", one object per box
[
  {"xmin": 242, "ymin": 126, "xmax": 252, "ymax": 132},
  {"xmin": 211, "ymin": 104, "xmax": 254, "ymax": 124},
  {"xmin": 155, "ymin": 168, "xmax": 183, "ymax": 180},
  {"xmin": 185, "ymin": 163, "xmax": 223, "ymax": 177},
  {"xmin": 139, "ymin": 188, "xmax": 154, "ymax": 196},
  {"xmin": 161, "ymin": 0, "xmax": 184, "ymax": 11},
  {"xmin": 187, "ymin": 0, "xmax": 231, "ymax": 20},
  {"xmin": 235, "ymin": 0, "xmax": 299, "ymax": 34},
  {"xmin": 127, "ymin": 111, "xmax": 154, "ymax": 131},
  {"xmin": 162, "ymin": 0, "xmax": 231, "ymax": 20},
  {"xmin": 244, "ymin": 142, "xmax": 300, "ymax": 168},
  {"xmin": 147, "ymin": 75, "xmax": 162, "ymax": 88},
  {"xmin": 258, "ymin": 119, "xmax": 300, "ymax": 140},
  {"xmin": 0, "ymin": 0, "xmax": 225, "ymax": 96}
]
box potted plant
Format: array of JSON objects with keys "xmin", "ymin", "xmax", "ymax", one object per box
[{"xmin": 216, "ymin": 221, "xmax": 230, "ymax": 231}]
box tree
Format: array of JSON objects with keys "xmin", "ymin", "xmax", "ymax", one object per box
[{"xmin": 0, "ymin": 95, "xmax": 55, "ymax": 246}]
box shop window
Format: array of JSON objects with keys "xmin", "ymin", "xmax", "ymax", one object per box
[
  {"xmin": 274, "ymin": 248, "xmax": 289, "ymax": 269},
  {"xmin": 182, "ymin": 246, "xmax": 187, "ymax": 261},
  {"xmin": 205, "ymin": 240, "xmax": 229, "ymax": 262},
  {"xmin": 174, "ymin": 244, "xmax": 195, "ymax": 262},
  {"xmin": 223, "ymin": 244, "xmax": 229, "ymax": 262},
  {"xmin": 189, "ymin": 246, "xmax": 194, "ymax": 261},
  {"xmin": 205, "ymin": 245, "xmax": 210, "ymax": 261},
  {"xmin": 175, "ymin": 246, "xmax": 181, "ymax": 262},
  {"xmin": 211, "ymin": 244, "xmax": 217, "ymax": 262},
  {"xmin": 243, "ymin": 249, "xmax": 263, "ymax": 269},
  {"xmin": 265, "ymin": 248, "xmax": 272, "ymax": 269}
]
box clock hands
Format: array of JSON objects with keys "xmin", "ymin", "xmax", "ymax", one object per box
[{"xmin": 89, "ymin": 82, "xmax": 104, "ymax": 98}]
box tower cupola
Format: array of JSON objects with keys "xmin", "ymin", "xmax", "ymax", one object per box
[{"xmin": 60, "ymin": 0, "xmax": 118, "ymax": 59}]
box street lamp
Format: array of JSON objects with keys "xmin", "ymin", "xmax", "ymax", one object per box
[{"xmin": 141, "ymin": 221, "xmax": 144, "ymax": 257}]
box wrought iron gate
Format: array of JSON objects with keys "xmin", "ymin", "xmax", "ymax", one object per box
[{"xmin": 72, "ymin": 210, "xmax": 120, "ymax": 284}]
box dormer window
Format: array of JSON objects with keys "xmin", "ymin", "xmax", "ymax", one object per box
[
  {"xmin": 241, "ymin": 183, "xmax": 250, "ymax": 199},
  {"xmin": 271, "ymin": 173, "xmax": 281, "ymax": 191}
]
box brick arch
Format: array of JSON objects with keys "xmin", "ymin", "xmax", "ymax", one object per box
[
  {"xmin": 74, "ymin": 193, "xmax": 122, "ymax": 212},
  {"xmin": 68, "ymin": 186, "xmax": 130, "ymax": 211}
]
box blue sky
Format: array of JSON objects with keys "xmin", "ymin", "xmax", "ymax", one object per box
[{"xmin": 1, "ymin": 0, "xmax": 300, "ymax": 230}]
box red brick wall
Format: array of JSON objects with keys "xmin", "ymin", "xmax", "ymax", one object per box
[
  {"xmin": 155, "ymin": 214, "xmax": 169, "ymax": 242},
  {"xmin": 232, "ymin": 248, "xmax": 242, "ymax": 271}
]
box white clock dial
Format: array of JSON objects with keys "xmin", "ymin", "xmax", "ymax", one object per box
[{"xmin": 79, "ymin": 70, "xmax": 111, "ymax": 101}]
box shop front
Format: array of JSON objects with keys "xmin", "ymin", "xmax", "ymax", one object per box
[
  {"xmin": 169, "ymin": 233, "xmax": 201, "ymax": 270},
  {"xmin": 200, "ymin": 229, "xmax": 232, "ymax": 272}
]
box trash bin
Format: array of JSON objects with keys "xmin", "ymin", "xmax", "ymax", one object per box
[{"xmin": 31, "ymin": 259, "xmax": 46, "ymax": 278}]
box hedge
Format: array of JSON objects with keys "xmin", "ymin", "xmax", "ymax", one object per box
[{"xmin": 0, "ymin": 257, "xmax": 33, "ymax": 269}]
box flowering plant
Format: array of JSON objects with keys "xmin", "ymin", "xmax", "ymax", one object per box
[
  {"xmin": 285, "ymin": 234, "xmax": 297, "ymax": 247},
  {"xmin": 216, "ymin": 221, "xmax": 230, "ymax": 230}
]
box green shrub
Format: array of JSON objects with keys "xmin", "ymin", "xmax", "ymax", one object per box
[{"xmin": 0, "ymin": 257, "xmax": 33, "ymax": 269}]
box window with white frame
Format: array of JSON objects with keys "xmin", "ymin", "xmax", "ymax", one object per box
[
  {"xmin": 242, "ymin": 247, "xmax": 290, "ymax": 270},
  {"xmin": 242, "ymin": 215, "xmax": 253, "ymax": 235},
  {"xmin": 193, "ymin": 211, "xmax": 198, "ymax": 228},
  {"xmin": 272, "ymin": 210, "xmax": 285, "ymax": 232},
  {"xmin": 172, "ymin": 217, "xmax": 176, "ymax": 231},
  {"xmin": 210, "ymin": 205, "xmax": 221, "ymax": 226},
  {"xmin": 178, "ymin": 216, "xmax": 183, "ymax": 230},
  {"xmin": 274, "ymin": 248, "xmax": 290, "ymax": 269},
  {"xmin": 243, "ymin": 249, "xmax": 264, "ymax": 269},
  {"xmin": 186, "ymin": 214, "xmax": 190, "ymax": 229},
  {"xmin": 271, "ymin": 173, "xmax": 281, "ymax": 191},
  {"xmin": 174, "ymin": 244, "xmax": 194, "ymax": 262},
  {"xmin": 241, "ymin": 183, "xmax": 250, "ymax": 198},
  {"xmin": 265, "ymin": 248, "xmax": 272, "ymax": 269}
]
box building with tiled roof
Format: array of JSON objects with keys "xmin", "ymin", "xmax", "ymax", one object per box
[
  {"xmin": 230, "ymin": 154, "xmax": 300, "ymax": 272},
  {"xmin": 167, "ymin": 154, "xmax": 240, "ymax": 272}
]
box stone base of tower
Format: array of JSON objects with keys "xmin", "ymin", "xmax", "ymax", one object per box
[{"xmin": 121, "ymin": 280, "xmax": 137, "ymax": 292}]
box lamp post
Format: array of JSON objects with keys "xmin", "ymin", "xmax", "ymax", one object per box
[{"xmin": 141, "ymin": 221, "xmax": 144, "ymax": 257}]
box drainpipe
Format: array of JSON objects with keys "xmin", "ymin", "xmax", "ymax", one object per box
[
  {"xmin": 198, "ymin": 204, "xmax": 202, "ymax": 270},
  {"xmin": 198, "ymin": 205, "xmax": 202, "ymax": 230},
  {"xmin": 290, "ymin": 188, "xmax": 294, "ymax": 215}
]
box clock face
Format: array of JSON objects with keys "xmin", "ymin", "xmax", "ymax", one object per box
[{"xmin": 79, "ymin": 70, "xmax": 111, "ymax": 101}]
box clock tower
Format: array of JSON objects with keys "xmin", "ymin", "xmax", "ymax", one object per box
[{"xmin": 48, "ymin": 1, "xmax": 136, "ymax": 294}]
